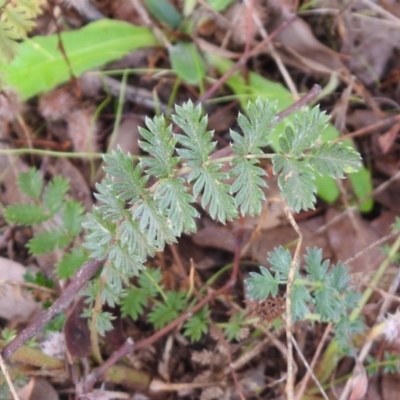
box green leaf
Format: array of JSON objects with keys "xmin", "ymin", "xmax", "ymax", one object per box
[
  {"xmin": 120, "ymin": 287, "xmax": 148, "ymax": 321},
  {"xmin": 308, "ymin": 142, "xmax": 361, "ymax": 178},
  {"xmin": 245, "ymin": 266, "xmax": 279, "ymax": 301},
  {"xmin": 0, "ymin": 20, "xmax": 159, "ymax": 99},
  {"xmin": 103, "ymin": 149, "xmax": 148, "ymax": 203},
  {"xmin": 273, "ymin": 156, "xmax": 316, "ymax": 212},
  {"xmin": 148, "ymin": 291, "xmax": 186, "ymax": 329},
  {"xmin": 62, "ymin": 201, "xmax": 84, "ymax": 237},
  {"xmin": 206, "ymin": 0, "xmax": 235, "ymax": 12},
  {"xmin": 224, "ymin": 312, "xmax": 247, "ymax": 342},
  {"xmin": 231, "ymin": 98, "xmax": 277, "ymax": 155},
  {"xmin": 133, "ymin": 197, "xmax": 177, "ymax": 249},
  {"xmin": 288, "ymin": 106, "xmax": 329, "ymax": 154},
  {"xmin": 155, "ymin": 178, "xmax": 199, "ymax": 235},
  {"xmin": 144, "ymin": 0, "xmax": 182, "ymax": 29},
  {"xmin": 207, "ymin": 54, "xmax": 373, "ymax": 210},
  {"xmin": 183, "ymin": 306, "xmax": 210, "ymax": 342},
  {"xmin": 230, "ymin": 158, "xmax": 266, "ymax": 216},
  {"xmin": 43, "ymin": 175, "xmax": 69, "ymax": 214},
  {"xmin": 314, "ymin": 285, "xmax": 342, "ymax": 321},
  {"xmin": 304, "ymin": 247, "xmax": 330, "ymax": 282},
  {"xmin": 138, "ymin": 268, "xmax": 162, "ymax": 298},
  {"xmin": 27, "ymin": 228, "xmax": 69, "ymax": 255},
  {"xmin": 169, "ymin": 41, "xmax": 206, "ymax": 85},
  {"xmin": 139, "ymin": 115, "xmax": 179, "ymax": 178},
  {"xmin": 330, "ymin": 262, "xmax": 351, "ymax": 292},
  {"xmin": 118, "ymin": 218, "xmax": 157, "ymax": 260},
  {"xmin": 268, "ymin": 246, "xmax": 292, "ymax": 278},
  {"xmin": 56, "ymin": 248, "xmax": 87, "ymax": 280},
  {"xmin": 4, "ymin": 203, "xmax": 48, "ymax": 225},
  {"xmin": 173, "ymin": 100, "xmax": 215, "ymax": 166},
  {"xmin": 17, "ymin": 168, "xmax": 43, "ymax": 199},
  {"xmin": 291, "ymin": 283, "xmax": 312, "ymax": 320},
  {"xmin": 83, "ymin": 208, "xmax": 115, "ymax": 260},
  {"xmin": 190, "ymin": 164, "xmax": 237, "ymax": 223}
]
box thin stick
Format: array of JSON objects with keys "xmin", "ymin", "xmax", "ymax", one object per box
[
  {"xmin": 0, "ymin": 354, "xmax": 20, "ymax": 400},
  {"xmin": 291, "ymin": 335, "xmax": 329, "ymax": 400},
  {"xmin": 198, "ymin": 16, "xmax": 296, "ymax": 103},
  {"xmin": 284, "ymin": 204, "xmax": 303, "ymax": 400},
  {"xmin": 295, "ymin": 323, "xmax": 332, "ymax": 400}
]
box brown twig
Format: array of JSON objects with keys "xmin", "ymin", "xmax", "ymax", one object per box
[
  {"xmin": 1, "ymin": 259, "xmax": 104, "ymax": 361},
  {"xmin": 198, "ymin": 15, "xmax": 296, "ymax": 104}
]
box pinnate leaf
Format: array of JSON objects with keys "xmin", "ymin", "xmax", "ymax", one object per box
[
  {"xmin": 230, "ymin": 158, "xmax": 266, "ymax": 216},
  {"xmin": 308, "ymin": 142, "xmax": 361, "ymax": 178},
  {"xmin": 139, "ymin": 115, "xmax": 179, "ymax": 178}
]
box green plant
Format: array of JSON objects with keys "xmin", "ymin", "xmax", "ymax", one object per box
[
  {"xmin": 2, "ymin": 98, "xmax": 365, "ymax": 398},
  {"xmin": 4, "ymin": 168, "xmax": 87, "ymax": 280},
  {"xmin": 0, "ymin": 0, "xmax": 45, "ymax": 63},
  {"xmin": 79, "ymin": 98, "xmax": 361, "ymax": 336}
]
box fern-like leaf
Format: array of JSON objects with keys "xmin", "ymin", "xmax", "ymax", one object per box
[
  {"xmin": 173, "ymin": 100, "xmax": 216, "ymax": 166},
  {"xmin": 155, "ymin": 177, "xmax": 198, "ymax": 235},
  {"xmin": 273, "ymin": 156, "xmax": 316, "ymax": 212},
  {"xmin": 230, "ymin": 158, "xmax": 266, "ymax": 216},
  {"xmin": 139, "ymin": 115, "xmax": 179, "ymax": 178},
  {"xmin": 231, "ymin": 98, "xmax": 277, "ymax": 155},
  {"xmin": 308, "ymin": 142, "xmax": 361, "ymax": 178}
]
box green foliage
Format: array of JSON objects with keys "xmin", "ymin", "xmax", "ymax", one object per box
[
  {"xmin": 4, "ymin": 170, "xmax": 86, "ymax": 280},
  {"xmin": 148, "ymin": 291, "xmax": 186, "ymax": 329},
  {"xmin": 0, "ymin": 0, "xmax": 45, "ymax": 63},
  {"xmin": 169, "ymin": 41, "xmax": 207, "ymax": 85},
  {"xmin": 0, "ymin": 20, "xmax": 158, "ymax": 99},
  {"xmin": 83, "ymin": 98, "xmax": 362, "ymax": 336},
  {"xmin": 223, "ymin": 312, "xmax": 248, "ymax": 342},
  {"xmin": 183, "ymin": 306, "xmax": 210, "ymax": 342},
  {"xmin": 120, "ymin": 267, "xmax": 210, "ymax": 342},
  {"xmin": 207, "ymin": 54, "xmax": 373, "ymax": 211},
  {"xmin": 245, "ymin": 247, "xmax": 363, "ymax": 343}
]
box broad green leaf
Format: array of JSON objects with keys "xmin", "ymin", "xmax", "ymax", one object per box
[
  {"xmin": 169, "ymin": 41, "xmax": 206, "ymax": 85},
  {"xmin": 206, "ymin": 0, "xmax": 235, "ymax": 11},
  {"xmin": 62, "ymin": 201, "xmax": 84, "ymax": 237},
  {"xmin": 148, "ymin": 291, "xmax": 186, "ymax": 329},
  {"xmin": 0, "ymin": 19, "xmax": 159, "ymax": 99},
  {"xmin": 145, "ymin": 0, "xmax": 182, "ymax": 29},
  {"xmin": 207, "ymin": 54, "xmax": 373, "ymax": 211}
]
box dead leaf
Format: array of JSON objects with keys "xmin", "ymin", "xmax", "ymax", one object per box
[
  {"xmin": 325, "ymin": 209, "xmax": 383, "ymax": 273},
  {"xmin": 18, "ymin": 378, "xmax": 59, "ymax": 400},
  {"xmin": 63, "ymin": 298, "xmax": 91, "ymax": 359},
  {"xmin": 0, "ymin": 257, "xmax": 41, "ymax": 322},
  {"xmin": 348, "ymin": 362, "xmax": 368, "ymax": 400}
]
